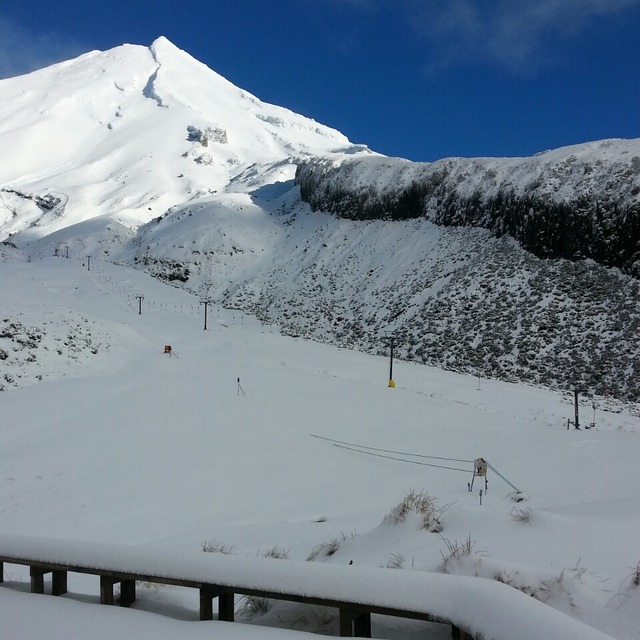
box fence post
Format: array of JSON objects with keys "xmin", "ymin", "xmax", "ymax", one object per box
[
  {"xmin": 218, "ymin": 591, "xmax": 235, "ymax": 621},
  {"xmin": 200, "ymin": 586, "xmax": 214, "ymax": 620},
  {"xmin": 100, "ymin": 576, "xmax": 116, "ymax": 605},
  {"xmin": 339, "ymin": 608, "xmax": 354, "ymax": 636},
  {"xmin": 354, "ymin": 611, "xmax": 372, "ymax": 637},
  {"xmin": 452, "ymin": 625, "xmax": 473, "ymax": 639},
  {"xmin": 52, "ymin": 570, "xmax": 67, "ymax": 595},
  {"xmin": 120, "ymin": 579, "xmax": 136, "ymax": 607},
  {"xmin": 30, "ymin": 567, "xmax": 46, "ymax": 594}
]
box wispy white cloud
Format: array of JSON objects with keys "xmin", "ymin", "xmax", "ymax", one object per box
[
  {"xmin": 405, "ymin": 0, "xmax": 640, "ymax": 73},
  {"xmin": 0, "ymin": 17, "xmax": 87, "ymax": 79},
  {"xmin": 311, "ymin": 0, "xmax": 638, "ymax": 72}
]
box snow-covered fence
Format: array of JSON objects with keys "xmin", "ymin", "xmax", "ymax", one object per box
[{"xmin": 0, "ymin": 533, "xmax": 614, "ymax": 640}]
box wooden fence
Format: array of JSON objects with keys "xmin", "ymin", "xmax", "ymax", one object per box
[{"xmin": 0, "ymin": 534, "xmax": 615, "ymax": 640}]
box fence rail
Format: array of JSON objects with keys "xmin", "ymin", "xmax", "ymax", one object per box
[{"xmin": 0, "ymin": 534, "xmax": 614, "ymax": 640}]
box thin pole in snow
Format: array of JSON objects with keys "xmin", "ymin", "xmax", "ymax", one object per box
[
  {"xmin": 136, "ymin": 294, "xmax": 144, "ymax": 315},
  {"xmin": 201, "ymin": 298, "xmax": 211, "ymax": 331}
]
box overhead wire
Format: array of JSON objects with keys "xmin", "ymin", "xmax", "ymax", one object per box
[
  {"xmin": 331, "ymin": 443, "xmax": 472, "ymax": 473},
  {"xmin": 310, "ymin": 433, "xmax": 474, "ymax": 464}
]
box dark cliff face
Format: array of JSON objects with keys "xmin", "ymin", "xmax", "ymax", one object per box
[{"xmin": 296, "ymin": 145, "xmax": 640, "ymax": 276}]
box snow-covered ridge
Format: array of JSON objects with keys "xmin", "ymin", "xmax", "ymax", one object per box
[
  {"xmin": 296, "ymin": 139, "xmax": 640, "ymax": 274},
  {"xmin": 300, "ymin": 139, "xmax": 640, "ymax": 204}
]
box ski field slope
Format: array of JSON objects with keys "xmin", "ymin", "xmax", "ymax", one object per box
[{"xmin": 1, "ymin": 255, "xmax": 639, "ymax": 639}]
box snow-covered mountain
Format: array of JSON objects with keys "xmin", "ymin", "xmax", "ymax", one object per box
[
  {"xmin": 1, "ymin": 38, "xmax": 638, "ymax": 402},
  {"xmin": 0, "ymin": 36, "xmax": 367, "ymax": 242}
]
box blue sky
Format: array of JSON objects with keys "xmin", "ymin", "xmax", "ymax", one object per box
[{"xmin": 1, "ymin": 0, "xmax": 638, "ymax": 162}]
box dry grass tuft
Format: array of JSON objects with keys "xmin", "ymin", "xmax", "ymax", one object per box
[
  {"xmin": 262, "ymin": 546, "xmax": 290, "ymax": 560},
  {"xmin": 384, "ymin": 490, "xmax": 449, "ymax": 533},
  {"xmin": 386, "ymin": 552, "xmax": 405, "ymax": 569},
  {"xmin": 306, "ymin": 537, "xmax": 341, "ymax": 561},
  {"xmin": 439, "ymin": 534, "xmax": 475, "ymax": 573},
  {"xmin": 201, "ymin": 540, "xmax": 234, "ymax": 554},
  {"xmin": 510, "ymin": 507, "xmax": 532, "ymax": 524}
]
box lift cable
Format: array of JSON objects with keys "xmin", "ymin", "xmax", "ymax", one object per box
[
  {"xmin": 330, "ymin": 443, "xmax": 473, "ymax": 473},
  {"xmin": 310, "ymin": 433, "xmax": 474, "ymax": 465}
]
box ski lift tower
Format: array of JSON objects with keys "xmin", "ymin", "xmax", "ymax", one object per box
[
  {"xmin": 382, "ymin": 308, "xmax": 405, "ymax": 389},
  {"xmin": 382, "ymin": 331, "xmax": 398, "ymax": 388},
  {"xmin": 200, "ymin": 297, "xmax": 212, "ymax": 331}
]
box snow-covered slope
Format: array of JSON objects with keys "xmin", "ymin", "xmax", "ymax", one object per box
[
  {"xmin": 1, "ymin": 40, "xmax": 639, "ymax": 634},
  {"xmin": 127, "ymin": 196, "xmax": 638, "ymax": 402},
  {"xmin": 1, "ymin": 257, "xmax": 639, "ymax": 640}
]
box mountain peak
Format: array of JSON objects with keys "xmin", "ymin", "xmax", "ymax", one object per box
[
  {"xmin": 150, "ymin": 35, "xmax": 174, "ymax": 48},
  {"xmin": 0, "ymin": 38, "xmax": 354, "ymax": 240},
  {"xmin": 148, "ymin": 35, "xmax": 192, "ymax": 65}
]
